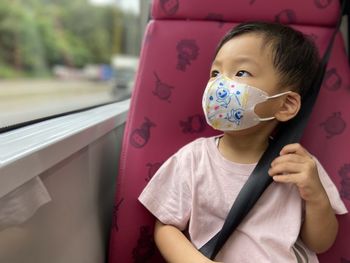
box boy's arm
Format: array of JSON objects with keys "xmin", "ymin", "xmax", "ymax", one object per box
[
  {"xmin": 268, "ymin": 143, "xmax": 339, "ymax": 253},
  {"xmin": 154, "ymin": 220, "xmax": 222, "ymax": 263},
  {"xmin": 300, "ymin": 193, "xmax": 338, "ymax": 253}
]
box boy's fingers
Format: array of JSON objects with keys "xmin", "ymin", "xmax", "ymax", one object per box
[
  {"xmin": 268, "ymin": 162, "xmax": 303, "ymax": 176},
  {"xmin": 280, "ymin": 143, "xmax": 311, "ymax": 158},
  {"xmin": 270, "ymin": 153, "xmax": 305, "ymax": 167},
  {"xmin": 271, "ymin": 173, "xmax": 300, "ymax": 184}
]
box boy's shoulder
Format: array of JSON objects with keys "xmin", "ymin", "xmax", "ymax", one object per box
[{"xmin": 174, "ymin": 136, "xmax": 217, "ymax": 157}]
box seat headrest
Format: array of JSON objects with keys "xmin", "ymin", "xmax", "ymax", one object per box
[{"xmin": 152, "ymin": 0, "xmax": 340, "ymax": 26}]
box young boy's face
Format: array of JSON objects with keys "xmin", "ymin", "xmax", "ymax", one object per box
[{"xmin": 210, "ymin": 33, "xmax": 288, "ymax": 121}]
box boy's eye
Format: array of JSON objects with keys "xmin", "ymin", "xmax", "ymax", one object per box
[
  {"xmin": 235, "ymin": 70, "xmax": 251, "ymax": 77},
  {"xmin": 210, "ymin": 70, "xmax": 220, "ymax": 78}
]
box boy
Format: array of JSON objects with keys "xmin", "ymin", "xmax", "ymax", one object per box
[{"xmin": 139, "ymin": 22, "xmax": 348, "ymax": 263}]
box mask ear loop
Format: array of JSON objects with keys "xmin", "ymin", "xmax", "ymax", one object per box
[
  {"xmin": 267, "ymin": 90, "xmax": 292, "ymax": 99},
  {"xmin": 258, "ymin": 91, "xmax": 292, "ymax": 121},
  {"xmin": 258, "ymin": 116, "xmax": 276, "ymax": 121}
]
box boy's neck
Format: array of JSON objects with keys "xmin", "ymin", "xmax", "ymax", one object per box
[{"xmin": 219, "ymin": 125, "xmax": 274, "ymax": 164}]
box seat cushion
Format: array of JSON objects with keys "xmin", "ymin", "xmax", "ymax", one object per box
[{"xmin": 152, "ymin": 0, "xmax": 340, "ymax": 26}]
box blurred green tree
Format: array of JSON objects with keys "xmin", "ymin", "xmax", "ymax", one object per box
[
  {"xmin": 0, "ymin": 0, "xmax": 137, "ymax": 78},
  {"xmin": 0, "ymin": 1, "xmax": 46, "ymax": 76}
]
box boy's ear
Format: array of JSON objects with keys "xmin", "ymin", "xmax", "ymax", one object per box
[{"xmin": 275, "ymin": 92, "xmax": 301, "ymax": 122}]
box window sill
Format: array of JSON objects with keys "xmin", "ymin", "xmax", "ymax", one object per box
[{"xmin": 0, "ymin": 99, "xmax": 130, "ymax": 198}]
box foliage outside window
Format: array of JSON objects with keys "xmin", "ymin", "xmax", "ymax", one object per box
[
  {"xmin": 0, "ymin": 0, "xmax": 140, "ymax": 77},
  {"xmin": 0, "ymin": 0, "xmax": 143, "ymax": 131}
]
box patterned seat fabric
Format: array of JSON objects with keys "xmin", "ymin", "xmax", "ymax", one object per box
[{"xmin": 108, "ymin": 0, "xmax": 350, "ymax": 262}]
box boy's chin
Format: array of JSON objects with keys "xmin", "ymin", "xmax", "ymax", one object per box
[
  {"xmin": 222, "ymin": 122, "xmax": 277, "ymax": 137},
  {"xmin": 223, "ymin": 128, "xmax": 259, "ymax": 136}
]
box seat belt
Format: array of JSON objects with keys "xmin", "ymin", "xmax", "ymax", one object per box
[
  {"xmin": 344, "ymin": 0, "xmax": 350, "ymax": 64},
  {"xmin": 199, "ymin": 0, "xmax": 347, "ymax": 259}
]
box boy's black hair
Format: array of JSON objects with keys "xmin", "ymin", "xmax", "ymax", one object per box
[{"xmin": 216, "ymin": 21, "xmax": 320, "ymax": 97}]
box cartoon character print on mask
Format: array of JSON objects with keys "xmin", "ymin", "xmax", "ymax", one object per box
[
  {"xmin": 208, "ymin": 80, "xmax": 246, "ymax": 127},
  {"xmin": 112, "ymin": 198, "xmax": 124, "ymax": 231},
  {"xmin": 130, "ymin": 117, "xmax": 156, "ymax": 148},
  {"xmin": 275, "ymin": 9, "xmax": 297, "ymax": 24},
  {"xmin": 205, "ymin": 13, "xmax": 225, "ymax": 28},
  {"xmin": 314, "ymin": 0, "xmax": 333, "ymax": 9},
  {"xmin": 324, "ymin": 68, "xmax": 342, "ymax": 91},
  {"xmin": 339, "ymin": 164, "xmax": 350, "ymax": 201},
  {"xmin": 145, "ymin": 162, "xmax": 163, "ymax": 182},
  {"xmin": 160, "ymin": 0, "xmax": 179, "ymax": 16},
  {"xmin": 215, "ymin": 81, "xmax": 238, "ymax": 108},
  {"xmin": 227, "ymin": 107, "xmax": 245, "ymax": 126},
  {"xmin": 132, "ymin": 225, "xmax": 156, "ymax": 263},
  {"xmin": 153, "ymin": 72, "xmax": 174, "ymax": 102},
  {"xmin": 180, "ymin": 114, "xmax": 207, "ymax": 134},
  {"xmin": 176, "ymin": 39, "xmax": 199, "ymax": 72},
  {"xmin": 320, "ymin": 112, "xmax": 347, "ymax": 138}
]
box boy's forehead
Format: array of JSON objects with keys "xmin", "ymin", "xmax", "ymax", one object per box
[{"xmin": 213, "ymin": 34, "xmax": 273, "ymax": 66}]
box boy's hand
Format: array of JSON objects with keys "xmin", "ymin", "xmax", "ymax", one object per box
[{"xmin": 268, "ymin": 143, "xmax": 327, "ymax": 203}]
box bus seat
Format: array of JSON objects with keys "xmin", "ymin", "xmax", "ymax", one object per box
[{"xmin": 108, "ymin": 0, "xmax": 350, "ymax": 262}]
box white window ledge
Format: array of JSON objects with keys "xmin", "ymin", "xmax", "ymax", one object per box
[{"xmin": 0, "ymin": 99, "xmax": 130, "ymax": 198}]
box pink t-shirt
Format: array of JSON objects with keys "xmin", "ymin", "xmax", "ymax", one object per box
[{"xmin": 139, "ymin": 136, "xmax": 348, "ymax": 263}]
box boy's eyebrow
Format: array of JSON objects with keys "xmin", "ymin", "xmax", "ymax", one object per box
[
  {"xmin": 233, "ymin": 56, "xmax": 261, "ymax": 67},
  {"xmin": 212, "ymin": 56, "xmax": 261, "ymax": 68}
]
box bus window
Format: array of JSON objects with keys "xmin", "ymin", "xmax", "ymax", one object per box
[{"xmin": 0, "ymin": 0, "xmax": 149, "ymax": 132}]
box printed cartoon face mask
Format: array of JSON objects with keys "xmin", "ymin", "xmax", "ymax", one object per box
[{"xmin": 202, "ymin": 74, "xmax": 291, "ymax": 131}]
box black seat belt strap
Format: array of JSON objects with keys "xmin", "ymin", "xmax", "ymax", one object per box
[
  {"xmin": 199, "ymin": 0, "xmax": 346, "ymax": 259},
  {"xmin": 343, "ymin": 0, "xmax": 350, "ymax": 64}
]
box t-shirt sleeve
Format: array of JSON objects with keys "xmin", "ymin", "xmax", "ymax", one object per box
[
  {"xmin": 314, "ymin": 157, "xmax": 348, "ymax": 215},
  {"xmin": 138, "ymin": 152, "xmax": 192, "ymax": 231}
]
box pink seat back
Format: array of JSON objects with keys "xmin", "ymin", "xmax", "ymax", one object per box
[{"xmin": 108, "ymin": 1, "xmax": 350, "ymax": 262}]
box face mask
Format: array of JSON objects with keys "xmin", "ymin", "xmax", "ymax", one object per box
[{"xmin": 202, "ymin": 74, "xmax": 291, "ymax": 131}]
